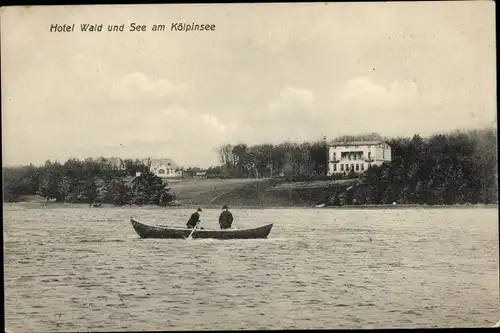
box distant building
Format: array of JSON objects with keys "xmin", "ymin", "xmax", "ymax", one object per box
[
  {"xmin": 194, "ymin": 171, "xmax": 207, "ymax": 178},
  {"xmin": 327, "ymin": 140, "xmax": 392, "ymax": 175},
  {"xmin": 141, "ymin": 158, "xmax": 183, "ymax": 178}
]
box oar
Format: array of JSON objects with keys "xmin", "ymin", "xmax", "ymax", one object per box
[{"xmin": 186, "ymin": 222, "xmax": 201, "ymax": 240}]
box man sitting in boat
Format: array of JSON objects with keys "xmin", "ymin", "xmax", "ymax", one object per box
[
  {"xmin": 186, "ymin": 208, "xmax": 203, "ymax": 229},
  {"xmin": 218, "ymin": 205, "xmax": 234, "ymax": 229}
]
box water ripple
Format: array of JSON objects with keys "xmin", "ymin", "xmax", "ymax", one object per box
[{"xmin": 3, "ymin": 206, "xmax": 499, "ymax": 331}]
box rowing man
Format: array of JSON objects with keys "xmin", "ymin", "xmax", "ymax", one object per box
[
  {"xmin": 219, "ymin": 205, "xmax": 234, "ymax": 229},
  {"xmin": 186, "ymin": 208, "xmax": 202, "ymax": 229}
]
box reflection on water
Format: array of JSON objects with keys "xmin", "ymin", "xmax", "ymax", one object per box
[{"xmin": 3, "ymin": 205, "xmax": 499, "ymax": 331}]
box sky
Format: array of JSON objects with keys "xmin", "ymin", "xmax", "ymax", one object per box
[{"xmin": 1, "ymin": 2, "xmax": 497, "ymax": 168}]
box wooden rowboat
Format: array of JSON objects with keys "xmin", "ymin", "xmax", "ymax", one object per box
[{"xmin": 130, "ymin": 217, "xmax": 274, "ymax": 240}]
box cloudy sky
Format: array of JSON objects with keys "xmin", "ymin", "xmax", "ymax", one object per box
[{"xmin": 1, "ymin": 2, "xmax": 496, "ymax": 167}]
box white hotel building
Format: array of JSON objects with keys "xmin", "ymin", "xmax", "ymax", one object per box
[{"xmin": 327, "ymin": 140, "xmax": 392, "ymax": 175}]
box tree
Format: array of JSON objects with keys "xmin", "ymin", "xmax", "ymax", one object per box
[
  {"xmin": 123, "ymin": 159, "xmax": 149, "ymax": 177},
  {"xmin": 310, "ymin": 141, "xmax": 328, "ymax": 175},
  {"xmin": 129, "ymin": 171, "xmax": 175, "ymax": 206},
  {"xmin": 217, "ymin": 144, "xmax": 234, "ymax": 167},
  {"xmin": 232, "ymin": 144, "xmax": 248, "ymax": 178},
  {"xmin": 57, "ymin": 176, "xmax": 72, "ymax": 202},
  {"xmin": 102, "ymin": 178, "xmax": 130, "ymax": 206},
  {"xmin": 4, "ymin": 179, "xmax": 24, "ymax": 202},
  {"xmin": 36, "ymin": 161, "xmax": 62, "ymax": 202},
  {"xmin": 79, "ymin": 178, "xmax": 100, "ymax": 207}
]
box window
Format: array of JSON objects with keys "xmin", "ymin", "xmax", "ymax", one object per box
[
  {"xmin": 341, "ymin": 164, "xmax": 344, "ymax": 171},
  {"xmin": 356, "ymin": 164, "xmax": 359, "ymax": 171},
  {"xmin": 351, "ymin": 164, "xmax": 354, "ymax": 171},
  {"xmin": 383, "ymin": 150, "xmax": 385, "ymax": 159},
  {"xmin": 158, "ymin": 169, "xmax": 165, "ymax": 174},
  {"xmin": 361, "ymin": 164, "xmax": 365, "ymax": 171},
  {"xmin": 333, "ymin": 164, "xmax": 337, "ymax": 171},
  {"xmin": 333, "ymin": 152, "xmax": 336, "ymax": 160},
  {"xmin": 368, "ymin": 152, "xmax": 371, "ymax": 160}
]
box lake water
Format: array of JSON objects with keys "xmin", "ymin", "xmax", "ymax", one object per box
[{"xmin": 3, "ymin": 205, "xmax": 499, "ymax": 331}]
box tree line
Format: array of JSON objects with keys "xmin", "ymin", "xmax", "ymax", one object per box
[
  {"xmin": 3, "ymin": 158, "xmax": 176, "ymax": 206},
  {"xmin": 214, "ymin": 128, "xmax": 497, "ymax": 205},
  {"xmin": 215, "ymin": 141, "xmax": 329, "ymax": 179},
  {"xmin": 3, "ymin": 127, "xmax": 497, "ymax": 206}
]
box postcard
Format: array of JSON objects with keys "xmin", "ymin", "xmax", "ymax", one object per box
[{"xmin": 2, "ymin": 2, "xmax": 498, "ymax": 331}]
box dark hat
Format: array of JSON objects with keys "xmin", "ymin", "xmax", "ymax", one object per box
[
  {"xmin": 222, "ymin": 205, "xmax": 228, "ymax": 209},
  {"xmin": 197, "ymin": 207, "xmax": 203, "ymax": 212}
]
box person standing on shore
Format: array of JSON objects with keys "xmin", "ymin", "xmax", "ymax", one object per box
[{"xmin": 218, "ymin": 205, "xmax": 234, "ymax": 229}]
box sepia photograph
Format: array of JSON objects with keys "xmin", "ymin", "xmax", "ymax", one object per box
[{"xmin": 2, "ymin": 1, "xmax": 498, "ymax": 331}]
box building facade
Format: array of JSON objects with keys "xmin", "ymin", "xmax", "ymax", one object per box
[
  {"xmin": 327, "ymin": 140, "xmax": 392, "ymax": 175},
  {"xmin": 141, "ymin": 158, "xmax": 183, "ymax": 178}
]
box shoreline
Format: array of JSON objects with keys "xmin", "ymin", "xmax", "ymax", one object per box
[{"xmin": 3, "ymin": 202, "xmax": 498, "ymax": 210}]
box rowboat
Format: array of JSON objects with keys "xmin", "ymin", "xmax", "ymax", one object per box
[{"xmin": 130, "ymin": 217, "xmax": 274, "ymax": 240}]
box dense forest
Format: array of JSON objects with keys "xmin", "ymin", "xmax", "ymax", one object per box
[
  {"xmin": 3, "ymin": 127, "xmax": 497, "ymax": 206},
  {"xmin": 212, "ymin": 128, "xmax": 498, "ymax": 205},
  {"xmin": 3, "ymin": 158, "xmax": 176, "ymax": 206}
]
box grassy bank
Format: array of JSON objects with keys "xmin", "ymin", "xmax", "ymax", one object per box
[
  {"xmin": 169, "ymin": 177, "xmax": 352, "ymax": 208},
  {"xmin": 166, "ymin": 178, "xmax": 268, "ymax": 205}
]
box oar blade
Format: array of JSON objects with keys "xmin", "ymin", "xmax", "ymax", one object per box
[{"xmin": 185, "ymin": 223, "xmax": 200, "ymax": 240}]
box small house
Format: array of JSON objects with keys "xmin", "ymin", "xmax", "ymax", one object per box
[{"xmin": 141, "ymin": 158, "xmax": 183, "ymax": 179}]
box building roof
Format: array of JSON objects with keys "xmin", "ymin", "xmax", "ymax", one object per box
[
  {"xmin": 142, "ymin": 158, "xmax": 180, "ymax": 170},
  {"xmin": 329, "ymin": 140, "xmax": 387, "ymax": 147}
]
